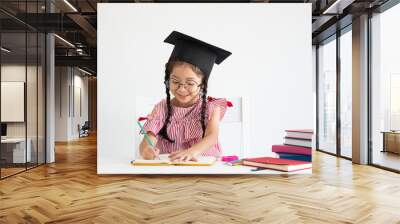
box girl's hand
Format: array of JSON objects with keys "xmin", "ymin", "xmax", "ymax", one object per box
[
  {"xmin": 141, "ymin": 146, "xmax": 160, "ymax": 160},
  {"xmin": 169, "ymin": 149, "xmax": 199, "ymax": 162}
]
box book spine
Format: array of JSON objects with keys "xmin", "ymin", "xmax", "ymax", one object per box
[
  {"xmin": 277, "ymin": 154, "xmax": 311, "ymax": 162},
  {"xmin": 283, "ymin": 138, "xmax": 312, "ymax": 148},
  {"xmin": 285, "ymin": 129, "xmax": 314, "ymax": 133},
  {"xmin": 283, "ymin": 143, "xmax": 312, "ymax": 149},
  {"xmin": 271, "ymin": 145, "xmax": 312, "ymax": 155},
  {"xmin": 284, "ymin": 136, "xmax": 312, "ymax": 141}
]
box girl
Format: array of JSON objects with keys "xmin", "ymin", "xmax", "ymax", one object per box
[{"xmin": 139, "ymin": 31, "xmax": 232, "ymax": 162}]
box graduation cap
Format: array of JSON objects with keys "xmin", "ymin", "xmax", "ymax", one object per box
[{"xmin": 164, "ymin": 31, "xmax": 232, "ymax": 79}]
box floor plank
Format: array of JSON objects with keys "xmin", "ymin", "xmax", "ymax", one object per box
[{"xmin": 1, "ymin": 134, "xmax": 400, "ymax": 223}]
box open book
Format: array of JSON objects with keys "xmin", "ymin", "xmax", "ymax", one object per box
[{"xmin": 131, "ymin": 154, "xmax": 217, "ymax": 166}]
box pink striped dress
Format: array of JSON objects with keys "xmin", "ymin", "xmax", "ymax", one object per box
[{"xmin": 143, "ymin": 97, "xmax": 228, "ymax": 157}]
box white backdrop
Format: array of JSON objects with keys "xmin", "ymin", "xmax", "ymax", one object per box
[{"xmin": 97, "ymin": 3, "xmax": 313, "ymax": 173}]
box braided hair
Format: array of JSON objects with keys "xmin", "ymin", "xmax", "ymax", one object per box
[
  {"xmin": 158, "ymin": 59, "xmax": 209, "ymax": 142},
  {"xmin": 200, "ymin": 79, "xmax": 208, "ymax": 138}
]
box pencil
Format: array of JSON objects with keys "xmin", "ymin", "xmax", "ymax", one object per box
[
  {"xmin": 137, "ymin": 121, "xmax": 154, "ymax": 147},
  {"xmin": 137, "ymin": 121, "xmax": 160, "ymax": 160}
]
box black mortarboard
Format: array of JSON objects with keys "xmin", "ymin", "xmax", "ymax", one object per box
[{"xmin": 164, "ymin": 31, "xmax": 232, "ymax": 79}]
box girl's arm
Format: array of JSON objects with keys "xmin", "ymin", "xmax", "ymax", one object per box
[
  {"xmin": 139, "ymin": 132, "xmax": 159, "ymax": 160},
  {"xmin": 169, "ymin": 107, "xmax": 221, "ymax": 161},
  {"xmin": 138, "ymin": 100, "xmax": 166, "ymax": 160}
]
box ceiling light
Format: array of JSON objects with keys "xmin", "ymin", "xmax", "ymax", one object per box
[
  {"xmin": 78, "ymin": 67, "xmax": 93, "ymax": 76},
  {"xmin": 1, "ymin": 47, "xmax": 11, "ymax": 53},
  {"xmin": 63, "ymin": 0, "xmax": 78, "ymax": 12},
  {"xmin": 54, "ymin": 34, "xmax": 75, "ymax": 48},
  {"xmin": 322, "ymin": 0, "xmax": 355, "ymax": 15}
]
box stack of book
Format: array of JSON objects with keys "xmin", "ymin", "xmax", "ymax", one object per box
[
  {"xmin": 284, "ymin": 129, "xmax": 313, "ymax": 147},
  {"xmin": 272, "ymin": 129, "xmax": 313, "ymax": 162}
]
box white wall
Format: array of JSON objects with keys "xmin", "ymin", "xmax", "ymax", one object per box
[
  {"xmin": 55, "ymin": 67, "xmax": 89, "ymax": 141},
  {"xmin": 55, "ymin": 67, "xmax": 69, "ymax": 141},
  {"xmin": 72, "ymin": 72, "xmax": 89, "ymax": 138},
  {"xmin": 97, "ymin": 3, "xmax": 313, "ymax": 173}
]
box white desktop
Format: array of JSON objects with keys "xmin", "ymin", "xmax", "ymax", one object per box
[
  {"xmin": 101, "ymin": 157, "xmax": 312, "ymax": 175},
  {"xmin": 1, "ymin": 138, "xmax": 32, "ymax": 163},
  {"xmin": 1, "ymin": 124, "xmax": 32, "ymax": 163}
]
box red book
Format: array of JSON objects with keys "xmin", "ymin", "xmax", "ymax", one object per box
[
  {"xmin": 243, "ymin": 157, "xmax": 312, "ymax": 172},
  {"xmin": 272, "ymin": 145, "xmax": 311, "ymax": 155}
]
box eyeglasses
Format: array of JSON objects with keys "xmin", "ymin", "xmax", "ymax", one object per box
[{"xmin": 165, "ymin": 79, "xmax": 202, "ymax": 92}]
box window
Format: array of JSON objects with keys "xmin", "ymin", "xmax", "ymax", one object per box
[
  {"xmin": 0, "ymin": 1, "xmax": 47, "ymax": 179},
  {"xmin": 318, "ymin": 36, "xmax": 337, "ymax": 154},
  {"xmin": 339, "ymin": 28, "xmax": 352, "ymax": 158},
  {"xmin": 371, "ymin": 2, "xmax": 400, "ymax": 171}
]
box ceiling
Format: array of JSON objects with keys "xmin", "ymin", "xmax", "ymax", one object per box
[{"xmin": 0, "ymin": 0, "xmax": 393, "ymax": 75}]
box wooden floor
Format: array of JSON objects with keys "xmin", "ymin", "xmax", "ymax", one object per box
[
  {"xmin": 373, "ymin": 151, "xmax": 400, "ymax": 171},
  {"xmin": 1, "ymin": 167, "xmax": 26, "ymax": 178},
  {"xmin": 1, "ymin": 135, "xmax": 400, "ymax": 223}
]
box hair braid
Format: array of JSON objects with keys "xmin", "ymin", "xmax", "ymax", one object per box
[
  {"xmin": 200, "ymin": 81, "xmax": 208, "ymax": 138},
  {"xmin": 158, "ymin": 64, "xmax": 175, "ymax": 143}
]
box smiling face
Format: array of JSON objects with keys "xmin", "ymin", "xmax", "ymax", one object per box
[{"xmin": 168, "ymin": 62, "xmax": 204, "ymax": 107}]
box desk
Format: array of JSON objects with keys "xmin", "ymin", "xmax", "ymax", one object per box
[
  {"xmin": 382, "ymin": 131, "xmax": 400, "ymax": 154},
  {"xmin": 99, "ymin": 160, "xmax": 312, "ymax": 175},
  {"xmin": 1, "ymin": 138, "xmax": 31, "ymax": 163}
]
